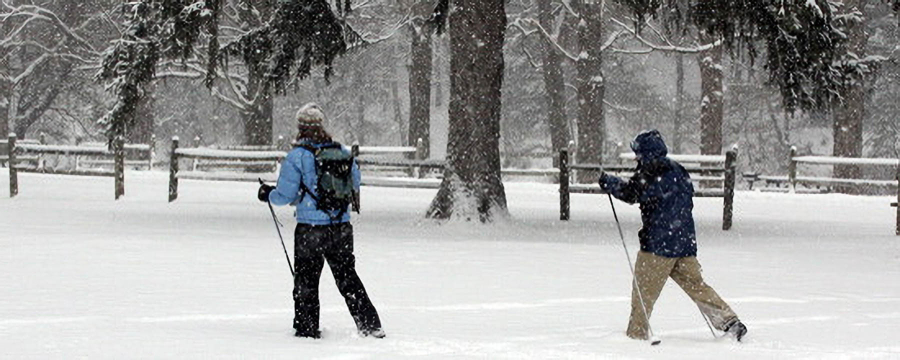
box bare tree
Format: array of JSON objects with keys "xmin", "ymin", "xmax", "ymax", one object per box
[{"xmin": 0, "ymin": 1, "xmax": 111, "ymax": 139}]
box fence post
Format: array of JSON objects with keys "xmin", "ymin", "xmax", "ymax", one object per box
[
  {"xmin": 169, "ymin": 136, "xmax": 180, "ymax": 202},
  {"xmin": 723, "ymin": 146, "xmax": 738, "ymax": 230},
  {"xmin": 114, "ymin": 136, "xmax": 125, "ymax": 200},
  {"xmin": 38, "ymin": 132, "xmax": 46, "ymax": 170},
  {"xmin": 148, "ymin": 134, "xmax": 156, "ymax": 170},
  {"xmin": 191, "ymin": 135, "xmax": 201, "ymax": 171},
  {"xmin": 560, "ymin": 149, "xmax": 570, "ymax": 221},
  {"xmin": 788, "ymin": 146, "xmax": 797, "ymax": 193},
  {"xmin": 8, "ymin": 134, "xmax": 17, "ymax": 198}
]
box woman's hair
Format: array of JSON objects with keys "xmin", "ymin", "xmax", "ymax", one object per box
[{"xmin": 296, "ymin": 126, "xmax": 333, "ymax": 143}]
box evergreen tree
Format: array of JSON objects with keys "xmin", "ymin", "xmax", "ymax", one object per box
[{"xmin": 618, "ymin": 0, "xmax": 894, "ymax": 113}]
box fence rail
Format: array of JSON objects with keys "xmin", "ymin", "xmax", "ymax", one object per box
[
  {"xmin": 785, "ymin": 146, "xmax": 900, "ymax": 235},
  {"xmin": 7, "ymin": 134, "xmax": 132, "ymax": 199},
  {"xmin": 167, "ymin": 138, "xmax": 288, "ymax": 202}
]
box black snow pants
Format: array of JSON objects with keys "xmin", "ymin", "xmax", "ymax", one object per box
[{"xmin": 293, "ymin": 222, "xmax": 381, "ymax": 334}]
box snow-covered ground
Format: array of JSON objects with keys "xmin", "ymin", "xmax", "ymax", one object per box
[{"xmin": 1, "ymin": 169, "xmax": 899, "ymax": 359}]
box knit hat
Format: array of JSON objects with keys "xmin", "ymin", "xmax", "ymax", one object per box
[{"xmin": 295, "ymin": 103, "xmax": 326, "ymax": 129}]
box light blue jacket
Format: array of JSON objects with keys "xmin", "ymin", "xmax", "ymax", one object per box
[{"xmin": 269, "ymin": 140, "xmax": 361, "ymax": 225}]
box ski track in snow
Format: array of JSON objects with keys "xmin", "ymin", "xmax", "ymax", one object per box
[{"xmin": 1, "ymin": 170, "xmax": 899, "ymax": 359}]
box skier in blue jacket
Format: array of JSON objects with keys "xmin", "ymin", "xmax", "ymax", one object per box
[
  {"xmin": 599, "ymin": 129, "xmax": 746, "ymax": 341},
  {"xmin": 258, "ymin": 103, "xmax": 383, "ymax": 339}
]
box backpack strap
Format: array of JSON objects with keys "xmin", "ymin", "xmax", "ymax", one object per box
[
  {"xmin": 295, "ymin": 144, "xmax": 320, "ymax": 205},
  {"xmin": 294, "ymin": 142, "xmax": 352, "ymax": 223}
]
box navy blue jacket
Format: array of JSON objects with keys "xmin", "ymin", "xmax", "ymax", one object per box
[{"xmin": 599, "ymin": 130, "xmax": 697, "ymax": 258}]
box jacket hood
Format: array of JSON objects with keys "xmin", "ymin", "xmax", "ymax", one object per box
[{"xmin": 631, "ymin": 129, "xmax": 668, "ymax": 162}]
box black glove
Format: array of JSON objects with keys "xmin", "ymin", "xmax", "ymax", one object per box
[
  {"xmin": 598, "ymin": 171, "xmax": 610, "ymax": 187},
  {"xmin": 258, "ymin": 183, "xmax": 275, "ymax": 202}
]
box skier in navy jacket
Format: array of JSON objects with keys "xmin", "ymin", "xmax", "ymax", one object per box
[
  {"xmin": 258, "ymin": 103, "xmax": 383, "ymax": 339},
  {"xmin": 599, "ymin": 129, "xmax": 746, "ymax": 341}
]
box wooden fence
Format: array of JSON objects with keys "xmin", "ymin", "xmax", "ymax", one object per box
[
  {"xmin": 559, "ymin": 148, "xmax": 739, "ymax": 230},
  {"xmin": 1, "ymin": 136, "xmax": 40, "ymax": 167},
  {"xmin": 6, "ymin": 134, "xmax": 138, "ymax": 200},
  {"xmin": 783, "ymin": 147, "xmax": 899, "ymax": 235},
  {"xmin": 75, "ymin": 137, "xmax": 155, "ymax": 171},
  {"xmin": 352, "ymin": 139, "xmax": 447, "ymax": 188},
  {"xmin": 167, "ymin": 137, "xmax": 287, "ymax": 202},
  {"xmin": 192, "ymin": 135, "xmax": 289, "ymax": 172}
]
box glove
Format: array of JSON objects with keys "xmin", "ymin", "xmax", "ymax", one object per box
[
  {"xmin": 598, "ymin": 171, "xmax": 610, "ymax": 188},
  {"xmin": 258, "ymin": 183, "xmax": 275, "ymax": 202}
]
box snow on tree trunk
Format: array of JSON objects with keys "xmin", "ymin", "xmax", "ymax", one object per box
[
  {"xmin": 833, "ymin": 0, "xmax": 867, "ymax": 194},
  {"xmin": 408, "ymin": 3, "xmax": 433, "ymax": 158},
  {"xmin": 699, "ymin": 32, "xmax": 723, "ymax": 156},
  {"xmin": 574, "ymin": 1, "xmax": 605, "ymax": 182},
  {"xmin": 426, "ymin": 0, "xmax": 507, "ymax": 222},
  {"xmin": 539, "ymin": 0, "xmax": 569, "ymax": 168}
]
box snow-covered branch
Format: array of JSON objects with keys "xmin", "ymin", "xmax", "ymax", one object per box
[
  {"xmin": 609, "ymin": 18, "xmax": 722, "ymax": 54},
  {"xmin": 1, "ymin": 2, "xmax": 99, "ymax": 55},
  {"xmin": 211, "ymin": 87, "xmax": 248, "ymax": 111}
]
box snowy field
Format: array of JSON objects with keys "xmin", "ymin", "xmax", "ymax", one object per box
[{"xmin": 2, "ymin": 169, "xmax": 899, "ymax": 359}]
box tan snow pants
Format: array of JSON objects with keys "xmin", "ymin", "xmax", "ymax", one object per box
[{"xmin": 627, "ymin": 251, "xmax": 738, "ymax": 339}]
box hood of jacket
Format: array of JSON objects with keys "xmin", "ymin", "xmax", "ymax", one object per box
[{"xmin": 631, "ymin": 129, "xmax": 668, "ymax": 162}]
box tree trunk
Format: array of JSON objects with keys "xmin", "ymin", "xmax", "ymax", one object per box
[
  {"xmin": 356, "ymin": 88, "xmax": 366, "ymax": 146},
  {"xmin": 833, "ymin": 0, "xmax": 867, "ymax": 193},
  {"xmin": 426, "ymin": 0, "xmax": 507, "ymax": 221},
  {"xmin": 128, "ymin": 82, "xmax": 155, "ymax": 144},
  {"xmin": 408, "ymin": 2, "xmax": 433, "ymax": 158},
  {"xmin": 242, "ymin": 56, "xmax": 273, "ymax": 146},
  {"xmin": 390, "ymin": 77, "xmax": 406, "ymax": 146},
  {"xmin": 673, "ymin": 53, "xmax": 685, "ymax": 154},
  {"xmin": 539, "ymin": 0, "xmax": 569, "ymax": 167},
  {"xmin": 239, "ymin": 0, "xmax": 275, "ymax": 146},
  {"xmin": 242, "ymin": 95, "xmax": 274, "ymax": 146},
  {"xmin": 699, "ymin": 34, "xmax": 724, "ymax": 156},
  {"xmin": 0, "ymin": 62, "xmax": 8, "ymax": 138},
  {"xmin": 574, "ymin": 1, "xmax": 604, "ymax": 181},
  {"xmin": 0, "ymin": 105, "xmax": 7, "ymax": 138}
]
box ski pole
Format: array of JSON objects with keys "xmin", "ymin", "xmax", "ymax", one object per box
[
  {"xmin": 608, "ymin": 193, "xmax": 661, "ymax": 346},
  {"xmin": 698, "ymin": 307, "xmax": 720, "ymax": 338},
  {"xmin": 260, "ymin": 179, "xmax": 294, "ymax": 277}
]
